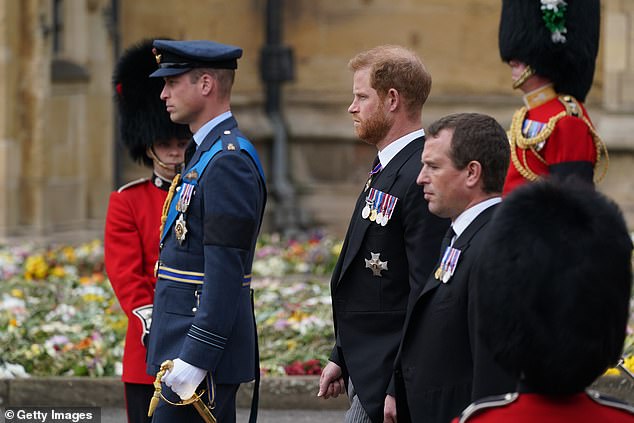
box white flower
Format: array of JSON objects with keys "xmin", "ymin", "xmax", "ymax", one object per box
[
  {"xmin": 551, "ymin": 30, "xmax": 567, "ymax": 44},
  {"xmin": 541, "ymin": 0, "xmax": 566, "ymax": 11},
  {"xmin": 0, "ymin": 362, "xmax": 30, "ymax": 379}
]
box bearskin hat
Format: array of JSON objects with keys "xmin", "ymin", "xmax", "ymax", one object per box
[
  {"xmin": 499, "ymin": 0, "xmax": 600, "ymax": 102},
  {"xmin": 113, "ymin": 39, "xmax": 191, "ymax": 167},
  {"xmin": 476, "ymin": 179, "xmax": 632, "ymax": 394}
]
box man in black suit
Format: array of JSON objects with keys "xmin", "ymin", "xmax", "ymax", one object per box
[
  {"xmin": 394, "ymin": 113, "xmax": 515, "ymax": 423},
  {"xmin": 317, "ymin": 45, "xmax": 449, "ymax": 423}
]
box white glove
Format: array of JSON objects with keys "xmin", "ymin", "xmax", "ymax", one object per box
[{"xmin": 163, "ymin": 358, "xmax": 207, "ymax": 400}]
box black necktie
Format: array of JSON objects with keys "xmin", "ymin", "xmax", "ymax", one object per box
[
  {"xmin": 364, "ymin": 156, "xmax": 383, "ymax": 191},
  {"xmin": 439, "ymin": 226, "xmax": 455, "ymax": 255},
  {"xmin": 430, "ymin": 226, "xmax": 456, "ymax": 282},
  {"xmin": 184, "ymin": 139, "xmax": 196, "ymax": 167}
]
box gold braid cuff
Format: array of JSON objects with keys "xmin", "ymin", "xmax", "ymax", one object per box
[
  {"xmin": 159, "ymin": 174, "xmax": 181, "ymax": 239},
  {"xmin": 508, "ymin": 95, "xmax": 609, "ymax": 183}
]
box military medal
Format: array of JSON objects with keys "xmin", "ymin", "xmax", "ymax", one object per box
[
  {"xmin": 362, "ymin": 201, "xmax": 371, "ymax": 219},
  {"xmin": 362, "ymin": 188, "xmax": 378, "ymax": 220},
  {"xmin": 382, "ymin": 196, "xmax": 398, "ymax": 226},
  {"xmin": 378, "ymin": 192, "xmax": 389, "ymax": 225},
  {"xmin": 374, "ymin": 191, "xmax": 384, "ymax": 225},
  {"xmin": 174, "ymin": 182, "xmax": 195, "ymax": 244},
  {"xmin": 365, "ymin": 252, "xmax": 388, "ymax": 277},
  {"xmin": 174, "ymin": 213, "xmax": 188, "ymax": 244},
  {"xmin": 176, "ymin": 183, "xmax": 195, "ymax": 213},
  {"xmin": 435, "ymin": 246, "xmax": 461, "ymax": 283}
]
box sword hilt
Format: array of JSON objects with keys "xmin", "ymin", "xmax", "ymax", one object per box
[
  {"xmin": 148, "ymin": 360, "xmax": 173, "ymax": 417},
  {"xmin": 147, "ymin": 359, "xmax": 216, "ymax": 423}
]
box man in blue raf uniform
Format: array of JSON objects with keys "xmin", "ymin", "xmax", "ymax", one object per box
[{"xmin": 145, "ymin": 39, "xmax": 266, "ymax": 423}]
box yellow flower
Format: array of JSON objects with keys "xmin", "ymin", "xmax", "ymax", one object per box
[
  {"xmin": 62, "ymin": 246, "xmax": 76, "ymax": 263},
  {"xmin": 288, "ymin": 310, "xmax": 309, "ymax": 323},
  {"xmin": 10, "ymin": 288, "xmax": 24, "ymax": 298},
  {"xmin": 82, "ymin": 293, "xmax": 104, "ymax": 303},
  {"xmin": 264, "ymin": 316, "xmax": 277, "ymax": 326},
  {"xmin": 51, "ymin": 265, "xmax": 66, "ymax": 278},
  {"xmin": 24, "ymin": 254, "xmax": 48, "ymax": 280},
  {"xmin": 9, "ymin": 318, "xmax": 18, "ymax": 327},
  {"xmin": 331, "ymin": 241, "xmax": 343, "ymax": 256},
  {"xmin": 286, "ymin": 339, "xmax": 298, "ymax": 351}
]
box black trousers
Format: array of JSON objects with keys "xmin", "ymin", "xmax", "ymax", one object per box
[{"xmin": 124, "ymin": 383, "xmax": 154, "ymax": 423}]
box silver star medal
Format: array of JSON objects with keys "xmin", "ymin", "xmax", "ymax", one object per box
[
  {"xmin": 174, "ymin": 214, "xmax": 188, "ymax": 245},
  {"xmin": 365, "ymin": 252, "xmax": 388, "ymax": 277}
]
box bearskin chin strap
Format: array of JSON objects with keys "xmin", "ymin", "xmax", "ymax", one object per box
[
  {"xmin": 512, "ymin": 65, "xmax": 535, "ymax": 90},
  {"xmin": 147, "ymin": 146, "xmax": 183, "ymax": 174}
]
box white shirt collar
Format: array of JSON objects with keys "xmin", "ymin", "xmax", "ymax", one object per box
[
  {"xmin": 192, "ymin": 111, "xmax": 233, "ymax": 146},
  {"xmin": 378, "ymin": 129, "xmax": 425, "ymax": 168},
  {"xmin": 451, "ymin": 197, "xmax": 502, "ymax": 242}
]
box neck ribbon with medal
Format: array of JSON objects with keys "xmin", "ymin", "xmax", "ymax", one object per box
[{"xmin": 361, "ymin": 161, "xmax": 398, "ymax": 226}]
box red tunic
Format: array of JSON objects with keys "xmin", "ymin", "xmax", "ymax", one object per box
[
  {"xmin": 452, "ymin": 391, "xmax": 634, "ymax": 423},
  {"xmin": 105, "ymin": 177, "xmax": 167, "ymax": 384},
  {"xmin": 503, "ymin": 97, "xmax": 597, "ymax": 195}
]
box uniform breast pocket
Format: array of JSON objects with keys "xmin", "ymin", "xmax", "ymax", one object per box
[{"xmin": 164, "ymin": 284, "xmax": 198, "ymax": 317}]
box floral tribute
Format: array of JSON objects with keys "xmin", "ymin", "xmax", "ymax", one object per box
[
  {"xmin": 0, "ymin": 233, "xmax": 342, "ymax": 378},
  {"xmin": 1, "ymin": 233, "xmax": 632, "ymax": 379}
]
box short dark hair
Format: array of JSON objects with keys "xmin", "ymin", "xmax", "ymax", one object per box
[
  {"xmin": 427, "ymin": 113, "xmax": 510, "ymax": 193},
  {"xmin": 476, "ymin": 180, "xmax": 633, "ymax": 394}
]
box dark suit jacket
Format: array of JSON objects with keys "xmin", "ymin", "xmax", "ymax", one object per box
[
  {"xmin": 329, "ymin": 137, "xmax": 449, "ymax": 423},
  {"xmin": 146, "ymin": 116, "xmax": 267, "ymax": 385},
  {"xmin": 394, "ymin": 204, "xmax": 515, "ymax": 423}
]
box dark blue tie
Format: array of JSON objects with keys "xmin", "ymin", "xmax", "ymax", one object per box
[{"xmin": 184, "ymin": 139, "xmax": 196, "ymax": 166}]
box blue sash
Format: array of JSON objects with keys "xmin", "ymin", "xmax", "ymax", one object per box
[{"xmin": 160, "ymin": 135, "xmax": 265, "ymax": 243}]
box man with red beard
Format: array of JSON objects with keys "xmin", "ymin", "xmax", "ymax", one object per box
[{"xmin": 317, "ymin": 45, "xmax": 449, "ymax": 423}]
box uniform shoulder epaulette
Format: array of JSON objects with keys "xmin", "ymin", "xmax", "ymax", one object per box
[
  {"xmin": 557, "ymin": 95, "xmax": 582, "ymax": 117},
  {"xmin": 117, "ymin": 177, "xmax": 148, "ymax": 193},
  {"xmin": 220, "ymin": 130, "xmax": 240, "ymax": 153},
  {"xmin": 457, "ymin": 392, "xmax": 519, "ymax": 423},
  {"xmin": 586, "ymin": 389, "xmax": 634, "ymax": 414}
]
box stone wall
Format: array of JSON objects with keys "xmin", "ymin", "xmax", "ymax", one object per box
[{"xmin": 0, "ymin": 0, "xmax": 632, "ymax": 241}]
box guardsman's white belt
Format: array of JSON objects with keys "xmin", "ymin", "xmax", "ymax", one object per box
[{"xmin": 156, "ymin": 263, "xmax": 251, "ymax": 287}]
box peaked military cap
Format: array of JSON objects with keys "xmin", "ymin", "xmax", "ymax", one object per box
[
  {"xmin": 113, "ymin": 38, "xmax": 191, "ymax": 166},
  {"xmin": 499, "ymin": 0, "xmax": 600, "ymax": 102},
  {"xmin": 149, "ymin": 39, "xmax": 243, "ymax": 77}
]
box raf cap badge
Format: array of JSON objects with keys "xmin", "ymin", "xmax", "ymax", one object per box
[
  {"xmin": 152, "ymin": 47, "xmax": 162, "ymax": 64},
  {"xmin": 365, "ymin": 252, "xmax": 388, "ymax": 277}
]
